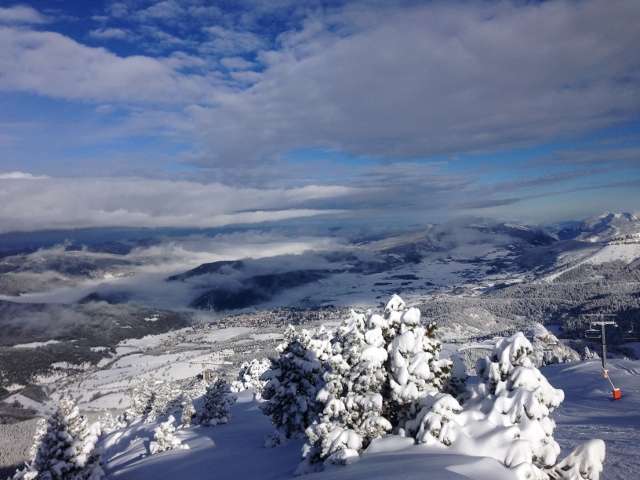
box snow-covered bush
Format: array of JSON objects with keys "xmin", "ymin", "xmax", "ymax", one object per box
[
  {"xmin": 195, "ymin": 378, "xmax": 237, "ymax": 426},
  {"xmin": 13, "ymin": 398, "xmax": 103, "ymax": 480},
  {"xmin": 125, "ymin": 376, "xmax": 206, "ymax": 425},
  {"xmin": 231, "ymin": 358, "xmax": 271, "ymax": 398},
  {"xmin": 149, "ymin": 416, "xmax": 189, "ymax": 455},
  {"xmin": 547, "ymin": 439, "xmax": 606, "ymax": 480},
  {"xmin": 179, "ymin": 397, "xmax": 196, "ymax": 428},
  {"xmin": 301, "ymin": 295, "xmax": 451, "ymax": 468},
  {"xmin": 406, "ymin": 332, "xmax": 606, "ymax": 480},
  {"xmin": 98, "ymin": 412, "xmax": 126, "ymax": 434},
  {"xmin": 261, "ymin": 326, "xmax": 331, "ymax": 440},
  {"xmin": 527, "ymin": 323, "xmax": 580, "ymax": 367},
  {"xmin": 445, "ymin": 352, "xmax": 468, "ymax": 400}
]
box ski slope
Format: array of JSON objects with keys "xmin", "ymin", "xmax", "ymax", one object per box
[
  {"xmin": 545, "ymin": 359, "xmax": 640, "ymax": 480},
  {"xmin": 99, "ymin": 359, "xmax": 640, "ymax": 480},
  {"xmin": 543, "ymin": 242, "xmax": 640, "ymax": 282}
]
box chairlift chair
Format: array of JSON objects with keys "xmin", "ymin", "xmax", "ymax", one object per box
[{"xmin": 584, "ymin": 326, "xmax": 601, "ymax": 339}]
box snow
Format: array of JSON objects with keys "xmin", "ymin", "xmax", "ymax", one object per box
[
  {"xmin": 544, "ymin": 359, "xmax": 640, "ymax": 480},
  {"xmin": 95, "ymin": 355, "xmax": 640, "ymax": 480},
  {"xmin": 584, "ymin": 243, "xmax": 640, "ymax": 265},
  {"xmin": 102, "ymin": 396, "xmax": 519, "ymax": 480},
  {"xmin": 543, "ymin": 242, "xmax": 640, "ymax": 282},
  {"xmin": 103, "ymin": 397, "xmax": 304, "ymax": 480},
  {"xmin": 3, "ymin": 394, "xmax": 52, "ymax": 415},
  {"xmin": 11, "ymin": 340, "xmax": 62, "ymax": 349}
]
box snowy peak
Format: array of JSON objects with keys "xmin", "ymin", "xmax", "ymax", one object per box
[{"xmin": 556, "ymin": 211, "xmax": 640, "ymax": 243}]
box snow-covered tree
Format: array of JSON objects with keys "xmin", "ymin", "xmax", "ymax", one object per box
[
  {"xmin": 179, "ymin": 397, "xmax": 196, "ymax": 428},
  {"xmin": 527, "ymin": 323, "xmax": 580, "ymax": 367},
  {"xmin": 405, "ymin": 392, "xmax": 462, "ymax": 447},
  {"xmin": 261, "ymin": 326, "xmax": 331, "ymax": 440},
  {"xmin": 383, "ymin": 298, "xmax": 451, "ymax": 426},
  {"xmin": 230, "ymin": 358, "xmax": 271, "ymax": 399},
  {"xmin": 97, "ymin": 412, "xmax": 126, "ymax": 435},
  {"xmin": 124, "ymin": 378, "xmax": 157, "ymax": 423},
  {"xmin": 195, "ymin": 378, "xmax": 237, "ymax": 426},
  {"xmin": 301, "ymin": 310, "xmax": 391, "ymax": 468},
  {"xmin": 124, "ymin": 377, "xmax": 192, "ymax": 424},
  {"xmin": 547, "ymin": 439, "xmax": 606, "ymax": 480},
  {"xmin": 406, "ymin": 332, "xmax": 606, "ymax": 480},
  {"xmin": 14, "ymin": 398, "xmax": 103, "ymax": 480},
  {"xmin": 301, "ymin": 296, "xmax": 451, "ymax": 468},
  {"xmin": 149, "ymin": 416, "xmax": 189, "ymax": 455}
]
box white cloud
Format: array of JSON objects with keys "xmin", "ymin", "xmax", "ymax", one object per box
[
  {"xmin": 220, "ymin": 56, "xmax": 255, "ymax": 70},
  {"xmin": 0, "ymin": 171, "xmax": 48, "ymax": 180},
  {"xmin": 107, "ymin": 2, "xmax": 129, "ymax": 19},
  {"xmin": 89, "ymin": 27, "xmax": 129, "ymax": 40},
  {"xmin": 0, "ymin": 174, "xmax": 353, "ymax": 232},
  {"xmin": 139, "ymin": 0, "xmax": 184, "ymax": 20},
  {"xmin": 189, "ymin": 0, "xmax": 640, "ymax": 164},
  {"xmin": 0, "ymin": 5, "xmax": 49, "ymax": 24},
  {"xmin": 1, "ymin": 0, "xmax": 639, "ymax": 178},
  {"xmin": 201, "ymin": 26, "xmax": 265, "ymax": 54},
  {"xmin": 0, "ymin": 26, "xmax": 219, "ymax": 104}
]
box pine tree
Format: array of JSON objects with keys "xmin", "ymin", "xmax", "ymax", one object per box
[
  {"xmin": 261, "ymin": 326, "xmax": 330, "ymax": 440},
  {"xmin": 14, "ymin": 398, "xmax": 103, "ymax": 480},
  {"xmin": 405, "ymin": 332, "xmax": 607, "ymax": 479},
  {"xmin": 302, "ymin": 310, "xmax": 391, "ymax": 467},
  {"xmin": 470, "ymin": 332, "xmax": 565, "ymax": 474},
  {"xmin": 301, "ymin": 296, "xmax": 452, "ymax": 468},
  {"xmin": 97, "ymin": 412, "xmax": 126, "ymax": 435},
  {"xmin": 149, "ymin": 416, "xmax": 189, "ymax": 455},
  {"xmin": 383, "ymin": 299, "xmax": 451, "ymax": 427},
  {"xmin": 547, "ymin": 439, "xmax": 606, "ymax": 480},
  {"xmin": 124, "ymin": 378, "xmax": 156, "ymax": 423},
  {"xmin": 179, "ymin": 397, "xmax": 196, "ymax": 428},
  {"xmin": 196, "ymin": 378, "xmax": 237, "ymax": 426},
  {"xmin": 124, "ymin": 377, "xmax": 185, "ymax": 424},
  {"xmin": 230, "ymin": 358, "xmax": 271, "ymax": 399}
]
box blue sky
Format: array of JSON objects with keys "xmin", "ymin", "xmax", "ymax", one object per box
[{"xmin": 0, "ymin": 0, "xmax": 640, "ymax": 232}]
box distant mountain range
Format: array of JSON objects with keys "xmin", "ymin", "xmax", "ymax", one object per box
[
  {"xmin": 1, "ymin": 211, "xmax": 639, "ymax": 312},
  {"xmin": 552, "ymin": 211, "xmax": 640, "ymax": 242},
  {"xmin": 162, "ymin": 212, "xmax": 640, "ymax": 311}
]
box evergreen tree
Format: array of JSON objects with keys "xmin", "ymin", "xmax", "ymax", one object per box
[
  {"xmin": 406, "ymin": 333, "xmax": 604, "ymax": 480},
  {"xmin": 14, "ymin": 398, "xmax": 103, "ymax": 480},
  {"xmin": 196, "ymin": 378, "xmax": 237, "ymax": 426},
  {"xmin": 301, "ymin": 295, "xmax": 452, "ymax": 468},
  {"xmin": 230, "ymin": 358, "xmax": 271, "ymax": 399},
  {"xmin": 179, "ymin": 397, "xmax": 196, "ymax": 428},
  {"xmin": 383, "ymin": 299, "xmax": 452, "ymax": 427},
  {"xmin": 124, "ymin": 377, "xmax": 186, "ymax": 424},
  {"xmin": 124, "ymin": 378, "xmax": 156, "ymax": 423},
  {"xmin": 149, "ymin": 416, "xmax": 189, "ymax": 455},
  {"xmin": 547, "ymin": 439, "xmax": 606, "ymax": 480},
  {"xmin": 302, "ymin": 310, "xmax": 391, "ymax": 467},
  {"xmin": 261, "ymin": 325, "xmax": 330, "ymax": 440}
]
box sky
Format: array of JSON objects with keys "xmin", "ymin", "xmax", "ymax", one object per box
[{"xmin": 1, "ymin": 0, "xmax": 640, "ymax": 233}]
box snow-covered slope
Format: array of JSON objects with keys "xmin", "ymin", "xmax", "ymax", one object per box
[
  {"xmin": 96, "ymin": 359, "xmax": 640, "ymax": 480},
  {"xmin": 556, "ymin": 212, "xmax": 640, "ymax": 243},
  {"xmin": 101, "ymin": 392, "xmax": 519, "ymax": 480},
  {"xmin": 545, "ymin": 359, "xmax": 640, "ymax": 480},
  {"xmin": 542, "ymin": 241, "xmax": 640, "ymax": 282}
]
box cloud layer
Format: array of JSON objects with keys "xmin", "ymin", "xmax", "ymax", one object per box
[
  {"xmin": 0, "ymin": 174, "xmax": 353, "ymax": 232},
  {"xmin": 1, "ymin": 0, "xmax": 639, "ymax": 167},
  {"xmin": 0, "ymin": 1, "xmax": 639, "ymax": 227}
]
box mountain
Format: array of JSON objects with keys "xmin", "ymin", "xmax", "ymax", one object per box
[{"xmin": 554, "ymin": 212, "xmax": 640, "ymax": 243}]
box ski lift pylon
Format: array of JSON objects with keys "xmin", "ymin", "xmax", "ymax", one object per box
[{"xmin": 582, "ymin": 315, "xmax": 622, "ymax": 401}]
